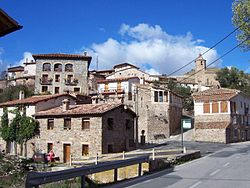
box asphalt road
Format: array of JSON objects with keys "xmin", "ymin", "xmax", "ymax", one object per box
[{"xmin": 110, "ymin": 141, "xmax": 250, "ymax": 188}]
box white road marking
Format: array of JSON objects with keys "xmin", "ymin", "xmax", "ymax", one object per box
[
  {"xmin": 188, "ymin": 181, "xmax": 202, "ymax": 188},
  {"xmin": 223, "ymin": 162, "xmax": 230, "ymax": 167},
  {"xmin": 209, "ymin": 169, "xmax": 221, "ymax": 176}
]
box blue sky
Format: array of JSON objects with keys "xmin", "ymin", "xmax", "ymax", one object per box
[{"xmin": 0, "ymin": 0, "xmax": 249, "ymax": 75}]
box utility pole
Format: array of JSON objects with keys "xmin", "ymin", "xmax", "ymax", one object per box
[
  {"xmin": 135, "ymin": 85, "xmax": 139, "ymax": 147},
  {"xmin": 96, "ymin": 55, "xmax": 99, "ymax": 71}
]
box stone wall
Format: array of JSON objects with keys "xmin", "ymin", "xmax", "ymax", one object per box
[
  {"xmin": 195, "ymin": 129, "xmax": 226, "ymax": 143},
  {"xmin": 35, "ymin": 59, "xmax": 89, "ymax": 95},
  {"xmin": 102, "ymin": 107, "xmax": 135, "ymax": 153},
  {"xmin": 27, "ymin": 105, "xmax": 135, "ymax": 162},
  {"xmin": 27, "ymin": 117, "xmax": 103, "ymax": 161}
]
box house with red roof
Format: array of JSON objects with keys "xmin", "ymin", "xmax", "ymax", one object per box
[
  {"xmin": 33, "ymin": 53, "xmax": 92, "ymax": 95},
  {"xmin": 0, "ymin": 93, "xmax": 77, "ymax": 154},
  {"xmin": 193, "ymin": 88, "xmax": 250, "ymax": 143},
  {"xmin": 31, "ymin": 101, "xmax": 136, "ymax": 163}
]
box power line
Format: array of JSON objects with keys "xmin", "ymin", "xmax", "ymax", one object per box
[
  {"xmin": 178, "ymin": 37, "xmax": 249, "ymax": 84},
  {"xmin": 167, "ymin": 17, "xmax": 250, "ymax": 77}
]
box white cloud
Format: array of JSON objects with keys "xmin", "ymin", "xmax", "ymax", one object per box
[
  {"xmin": 86, "ymin": 23, "xmax": 221, "ymax": 75},
  {"xmin": 145, "ymin": 68, "xmax": 161, "ymax": 75},
  {"xmin": 18, "ymin": 52, "xmax": 34, "ymax": 66}
]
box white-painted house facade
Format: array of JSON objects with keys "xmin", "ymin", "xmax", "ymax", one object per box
[
  {"xmin": 0, "ymin": 93, "xmax": 77, "ymax": 153},
  {"xmin": 193, "ymin": 88, "xmax": 250, "ymax": 143}
]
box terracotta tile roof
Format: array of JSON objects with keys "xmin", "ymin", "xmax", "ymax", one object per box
[
  {"xmin": 8, "ymin": 66, "xmax": 24, "ymax": 72},
  {"xmin": 97, "ymin": 77, "xmax": 139, "ymax": 83},
  {"xmin": 0, "ymin": 93, "xmax": 76, "ymax": 107},
  {"xmin": 113, "ymin": 62, "xmax": 139, "ymax": 69},
  {"xmin": 177, "ymin": 78, "xmax": 196, "ymax": 84},
  {"xmin": 32, "ymin": 53, "xmax": 92, "ymax": 62},
  {"xmin": 195, "ymin": 122, "xmax": 230, "ymax": 129},
  {"xmin": 192, "ymin": 88, "xmax": 240, "ymax": 102},
  {"xmin": 34, "ymin": 103, "xmax": 127, "ymax": 117}
]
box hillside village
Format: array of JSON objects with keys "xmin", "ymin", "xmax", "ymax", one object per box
[{"xmin": 0, "ymin": 51, "xmax": 249, "ymax": 164}]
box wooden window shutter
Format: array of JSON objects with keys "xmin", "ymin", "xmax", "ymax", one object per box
[
  {"xmin": 212, "ymin": 102, "xmax": 219, "ymax": 113},
  {"xmin": 221, "ymin": 101, "xmax": 228, "ymax": 113},
  {"xmin": 203, "ymin": 103, "xmax": 210, "ymax": 113}
]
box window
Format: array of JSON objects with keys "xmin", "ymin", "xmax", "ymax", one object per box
[
  {"xmin": 42, "ymin": 63, "xmax": 51, "ymax": 71},
  {"xmin": 128, "ymin": 92, "xmax": 132, "ymax": 100},
  {"xmin": 41, "ymin": 86, "xmax": 48, "ymax": 93},
  {"xmin": 203, "ymin": 103, "xmax": 210, "ymax": 113},
  {"xmin": 82, "ymin": 144, "xmax": 89, "ymax": 156},
  {"xmin": 232, "ymin": 115, "xmax": 237, "ymax": 124},
  {"xmin": 65, "ymin": 64, "xmax": 73, "ymax": 72},
  {"xmin": 54, "ymin": 63, "xmax": 62, "ymax": 72},
  {"xmin": 65, "ymin": 75, "xmax": 73, "ymax": 84},
  {"xmin": 47, "ymin": 119, "xmax": 54, "ymax": 130},
  {"xmin": 221, "ymin": 101, "xmax": 228, "ymax": 113},
  {"xmin": 125, "ymin": 119, "xmax": 132, "ymax": 130},
  {"xmin": 165, "ymin": 92, "xmax": 168, "ymax": 102},
  {"xmin": 64, "ymin": 118, "xmax": 71, "ymax": 130},
  {"xmin": 154, "ymin": 91, "xmax": 158, "ymax": 102},
  {"xmin": 159, "ymin": 91, "xmax": 163, "ymax": 102},
  {"xmin": 74, "ymin": 87, "xmax": 80, "ymax": 93},
  {"xmin": 55, "ymin": 75, "xmax": 60, "ymax": 82},
  {"xmin": 42, "ymin": 74, "xmax": 48, "ymax": 81},
  {"xmin": 107, "ymin": 118, "xmax": 114, "ymax": 130},
  {"xmin": 47, "ymin": 143, "xmax": 53, "ymax": 153},
  {"xmin": 104, "ymin": 83, "xmax": 108, "ymax": 92},
  {"xmin": 212, "ymin": 102, "xmax": 219, "ymax": 113},
  {"xmin": 108, "ymin": 144, "xmax": 113, "ymax": 153},
  {"xmin": 82, "ymin": 118, "xmax": 90, "ymax": 130},
  {"xmin": 54, "ymin": 87, "xmax": 60, "ymax": 94},
  {"xmin": 231, "ymin": 102, "xmax": 236, "ymax": 113},
  {"xmin": 234, "ymin": 129, "xmax": 238, "ymax": 138}
]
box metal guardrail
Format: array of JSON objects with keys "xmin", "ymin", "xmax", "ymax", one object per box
[
  {"xmin": 25, "ymin": 155, "xmax": 150, "ymax": 188},
  {"xmin": 71, "ymin": 148, "xmax": 184, "ymax": 164}
]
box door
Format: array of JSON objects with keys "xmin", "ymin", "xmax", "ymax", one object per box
[{"xmin": 63, "ymin": 144, "xmax": 71, "ymax": 163}]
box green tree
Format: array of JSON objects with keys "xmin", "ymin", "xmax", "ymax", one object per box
[
  {"xmin": 216, "ymin": 67, "xmax": 250, "ymax": 94},
  {"xmin": 0, "ymin": 85, "xmax": 34, "ymax": 103},
  {"xmin": 167, "ymin": 80, "xmax": 193, "ymax": 111},
  {"xmin": 0, "ymin": 108, "xmax": 11, "ymax": 152},
  {"xmin": 17, "ymin": 114, "xmax": 40, "ymax": 157},
  {"xmin": 8, "ymin": 109, "xmax": 22, "ymax": 154},
  {"xmin": 232, "ymin": 0, "xmax": 250, "ymax": 50}
]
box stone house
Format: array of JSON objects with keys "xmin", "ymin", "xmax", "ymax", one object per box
[
  {"xmin": 93, "ymin": 79, "xmax": 183, "ymax": 143},
  {"xmin": 92, "ymin": 77, "xmax": 140, "ymax": 104},
  {"xmin": 32, "ymin": 101, "xmax": 136, "ymax": 163},
  {"xmin": 88, "ymin": 69, "xmax": 114, "ymax": 94},
  {"xmin": 193, "ymin": 88, "xmax": 250, "ymax": 143},
  {"xmin": 0, "ymin": 93, "xmax": 77, "ymax": 153},
  {"xmin": 136, "ymin": 85, "xmax": 183, "ymax": 143},
  {"xmin": 6, "ymin": 62, "xmax": 36, "ymax": 89},
  {"xmin": 0, "ymin": 79, "xmax": 6, "ymax": 94},
  {"xmin": 33, "ymin": 53, "xmax": 92, "ymax": 95},
  {"xmin": 173, "ymin": 54, "xmax": 220, "ymax": 91},
  {"xmin": 106, "ymin": 63, "xmax": 151, "ymax": 84}
]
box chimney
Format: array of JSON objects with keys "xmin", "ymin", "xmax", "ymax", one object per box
[
  {"xmin": 62, "ymin": 99, "xmax": 70, "ymax": 111},
  {"xmin": 19, "ymin": 90, "xmax": 24, "ymax": 100},
  {"xmin": 83, "ymin": 51, "xmax": 87, "ymax": 56}
]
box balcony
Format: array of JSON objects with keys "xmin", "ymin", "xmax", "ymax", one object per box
[
  {"xmin": 100, "ymin": 87, "xmax": 125, "ymax": 94},
  {"xmin": 65, "ymin": 78, "xmax": 78, "ymax": 86},
  {"xmin": 40, "ymin": 78, "xmax": 53, "ymax": 85}
]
